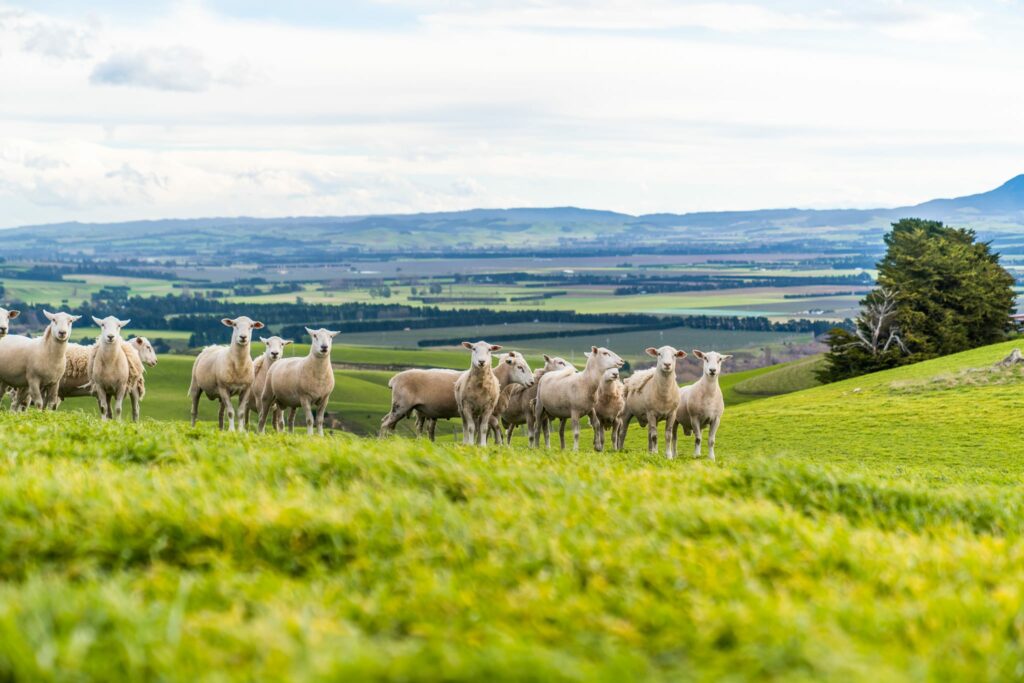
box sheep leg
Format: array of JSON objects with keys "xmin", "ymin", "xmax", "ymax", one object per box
[
  {"xmin": 591, "ymin": 412, "xmax": 603, "ymax": 451},
  {"xmin": 664, "ymin": 413, "xmax": 677, "ymax": 460},
  {"xmin": 189, "ymin": 388, "xmax": 201, "ymax": 427},
  {"xmin": 256, "ymin": 395, "xmax": 272, "ymax": 434},
  {"xmin": 274, "ymin": 407, "xmax": 284, "ymax": 432},
  {"xmin": 288, "ymin": 408, "xmax": 297, "ymax": 432},
  {"xmin": 315, "ymin": 398, "xmax": 328, "ymax": 437},
  {"xmin": 380, "ymin": 401, "xmax": 412, "ymax": 437},
  {"xmin": 478, "ymin": 409, "xmax": 495, "ymax": 447},
  {"xmin": 299, "ymin": 398, "xmax": 315, "ymax": 436},
  {"xmin": 489, "ymin": 416, "xmax": 504, "ymax": 446},
  {"xmin": 615, "ymin": 414, "xmax": 632, "ymax": 451},
  {"xmin": 414, "ymin": 413, "xmax": 426, "ymax": 436},
  {"xmin": 218, "ymin": 388, "xmax": 236, "ymax": 432},
  {"xmin": 112, "ymin": 386, "xmax": 127, "ymax": 422},
  {"xmin": 130, "ymin": 389, "xmax": 141, "ymax": 422},
  {"xmin": 217, "ymin": 401, "xmax": 226, "ymax": 430},
  {"xmin": 707, "ymin": 416, "xmax": 720, "ymax": 462},
  {"xmin": 460, "ymin": 406, "xmax": 475, "ymax": 446},
  {"xmin": 558, "ymin": 419, "xmax": 567, "ymax": 449},
  {"xmin": 646, "ymin": 411, "xmax": 659, "ymax": 454},
  {"xmin": 691, "ymin": 414, "xmax": 703, "ymax": 458},
  {"xmin": 427, "ymin": 419, "xmax": 437, "ymax": 441},
  {"xmin": 237, "ymin": 392, "xmax": 250, "ymax": 432},
  {"xmin": 95, "ymin": 385, "xmax": 110, "ymax": 421},
  {"xmin": 506, "ymin": 421, "xmax": 517, "ymax": 446},
  {"xmin": 570, "ymin": 411, "xmax": 582, "ymax": 451},
  {"xmin": 27, "ymin": 378, "xmax": 44, "ymax": 410}
]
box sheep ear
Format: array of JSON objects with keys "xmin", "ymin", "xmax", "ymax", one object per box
[
  {"xmin": 461, "ymin": 341, "xmax": 473, "ymax": 350},
  {"xmin": 543, "ymin": 354, "xmax": 552, "ymax": 362},
  {"xmin": 692, "ymin": 349, "xmax": 705, "ymax": 359},
  {"xmin": 489, "ymin": 344, "xmax": 502, "ymax": 352},
  {"xmin": 252, "ymin": 321, "xmax": 265, "ymax": 329},
  {"xmin": 591, "ymin": 346, "xmax": 599, "ymax": 354},
  {"xmin": 584, "ymin": 352, "xmax": 591, "ymax": 358},
  {"xmin": 305, "ymin": 327, "xmax": 315, "ymax": 337},
  {"xmin": 721, "ymin": 354, "xmax": 732, "ymax": 361},
  {"xmin": 283, "ymin": 339, "xmax": 293, "ymax": 346},
  {"xmin": 135, "ymin": 337, "xmax": 145, "ymax": 346},
  {"xmin": 327, "ymin": 330, "xmax": 340, "ymax": 337},
  {"xmin": 645, "ymin": 347, "xmax": 658, "ymax": 357},
  {"xmin": 91, "ymin": 316, "xmax": 103, "ymax": 326},
  {"xmin": 70, "ymin": 315, "xmax": 81, "ymax": 323},
  {"xmin": 222, "ymin": 318, "xmax": 235, "ymax": 327},
  {"xmin": 7, "ymin": 310, "xmax": 18, "ymax": 319},
  {"xmin": 505, "ymin": 356, "xmax": 513, "ymax": 364},
  {"xmin": 258, "ymin": 336, "xmax": 267, "ymax": 343},
  {"xmin": 119, "ymin": 319, "xmax": 130, "ymax": 328},
  {"xmin": 675, "ymin": 350, "xmax": 687, "ymax": 358},
  {"xmin": 43, "ymin": 310, "xmax": 55, "ymax": 321}
]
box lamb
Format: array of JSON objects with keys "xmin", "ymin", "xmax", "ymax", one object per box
[
  {"xmin": 674, "ymin": 350, "xmax": 730, "ymax": 461},
  {"xmin": 0, "ymin": 307, "xmax": 20, "ymax": 338},
  {"xmin": 257, "ymin": 327, "xmax": 338, "ymax": 436},
  {"xmin": 453, "ymin": 340, "xmax": 503, "ymax": 446},
  {"xmin": 533, "ymin": 346, "xmax": 624, "ymax": 450},
  {"xmin": 88, "ymin": 316, "xmax": 132, "ymax": 421},
  {"xmin": 244, "ymin": 336, "xmax": 292, "ymax": 431},
  {"xmin": 590, "ymin": 367, "xmax": 624, "ymax": 452},
  {"xmin": 501, "ymin": 354, "xmax": 571, "ymax": 445},
  {"xmin": 474, "ymin": 351, "xmax": 534, "ymax": 445},
  {"xmin": 379, "ymin": 368, "xmax": 462, "ymax": 439},
  {"xmin": 615, "ymin": 346, "xmax": 687, "ymax": 457},
  {"xmin": 0, "ymin": 310, "xmax": 81, "ymax": 410},
  {"xmin": 188, "ymin": 316, "xmax": 264, "ymax": 431}
]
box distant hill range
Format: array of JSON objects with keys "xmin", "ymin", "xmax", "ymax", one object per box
[{"xmin": 3, "ymin": 175, "xmax": 1024, "ymax": 263}]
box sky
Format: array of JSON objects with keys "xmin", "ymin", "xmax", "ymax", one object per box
[{"xmin": 1, "ymin": 0, "xmax": 1024, "ymax": 227}]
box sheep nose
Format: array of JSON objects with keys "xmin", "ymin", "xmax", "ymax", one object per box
[
  {"xmin": 271, "ymin": 352, "xmax": 279, "ymax": 358},
  {"xmin": 0, "ymin": 328, "xmax": 6, "ymax": 335},
  {"xmin": 238, "ymin": 336, "xmax": 248, "ymax": 344},
  {"xmin": 708, "ymin": 369, "xmax": 717, "ymax": 375},
  {"xmin": 106, "ymin": 335, "xmax": 115, "ymax": 342},
  {"xmin": 320, "ymin": 345, "xmax": 329, "ymax": 353}
]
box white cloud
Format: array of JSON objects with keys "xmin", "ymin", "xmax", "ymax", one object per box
[{"xmin": 90, "ymin": 46, "xmax": 212, "ymax": 91}]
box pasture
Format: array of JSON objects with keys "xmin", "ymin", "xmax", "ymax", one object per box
[{"xmin": 2, "ymin": 340, "xmax": 1024, "ymax": 680}]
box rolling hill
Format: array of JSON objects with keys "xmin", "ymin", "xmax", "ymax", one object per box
[
  {"xmin": 2, "ymin": 339, "xmax": 1023, "ymax": 680},
  {"xmin": 3, "ymin": 176, "xmax": 1024, "ymax": 261}
]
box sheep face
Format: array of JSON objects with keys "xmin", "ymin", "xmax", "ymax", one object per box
[
  {"xmin": 259, "ymin": 335, "xmax": 292, "ymax": 361},
  {"xmin": 93, "ymin": 316, "xmax": 130, "ymax": 346},
  {"xmin": 133, "ymin": 337, "xmax": 158, "ymax": 366},
  {"xmin": 692, "ymin": 350, "xmax": 732, "ymax": 378},
  {"xmin": 222, "ymin": 316, "xmax": 265, "ymax": 347},
  {"xmin": 43, "ymin": 310, "xmax": 82, "ymax": 343},
  {"xmin": 501, "ymin": 352, "xmax": 534, "ymax": 387},
  {"xmin": 543, "ymin": 354, "xmax": 573, "ymax": 372},
  {"xmin": 585, "ymin": 346, "xmax": 625, "ymax": 372},
  {"xmin": 304, "ymin": 328, "xmax": 339, "ymax": 358},
  {"xmin": 645, "ymin": 345, "xmax": 687, "ymax": 375},
  {"xmin": 462, "ymin": 340, "xmax": 502, "ymax": 370},
  {"xmin": 603, "ymin": 367, "xmax": 620, "ymax": 383},
  {"xmin": 0, "ymin": 307, "xmax": 19, "ymax": 337}
]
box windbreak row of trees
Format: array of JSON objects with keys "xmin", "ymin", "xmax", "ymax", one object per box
[{"xmin": 818, "ymin": 219, "xmax": 1017, "ymax": 382}]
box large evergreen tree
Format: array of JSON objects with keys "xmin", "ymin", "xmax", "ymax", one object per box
[{"xmin": 819, "ymin": 218, "xmax": 1016, "ymax": 382}]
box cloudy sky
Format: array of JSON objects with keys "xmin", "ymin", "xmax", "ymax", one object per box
[{"xmin": 1, "ymin": 0, "xmax": 1023, "ymax": 227}]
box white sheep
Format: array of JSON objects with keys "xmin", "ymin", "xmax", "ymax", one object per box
[
  {"xmin": 454, "ymin": 341, "xmax": 503, "ymax": 446},
  {"xmin": 533, "ymin": 346, "xmax": 624, "ymax": 450},
  {"xmin": 590, "ymin": 367, "xmax": 624, "ymax": 452},
  {"xmin": 0, "ymin": 311, "xmax": 81, "ymax": 410},
  {"xmin": 675, "ymin": 350, "xmax": 730, "ymax": 461},
  {"xmin": 0, "ymin": 307, "xmax": 20, "ymax": 338},
  {"xmin": 379, "ymin": 368, "xmax": 462, "ymax": 439},
  {"xmin": 88, "ymin": 315, "xmax": 132, "ymax": 421},
  {"xmin": 257, "ymin": 327, "xmax": 338, "ymax": 436},
  {"xmin": 501, "ymin": 354, "xmax": 572, "ymax": 445},
  {"xmin": 475, "ymin": 351, "xmax": 534, "ymax": 445},
  {"xmin": 244, "ymin": 336, "xmax": 292, "ymax": 431},
  {"xmin": 615, "ymin": 346, "xmax": 687, "ymax": 457},
  {"xmin": 188, "ymin": 316, "xmax": 265, "ymax": 431},
  {"xmin": 123, "ymin": 336, "xmax": 158, "ymax": 421}
]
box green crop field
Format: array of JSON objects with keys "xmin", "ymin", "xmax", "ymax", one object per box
[{"xmin": 2, "ymin": 339, "xmax": 1024, "ymax": 680}]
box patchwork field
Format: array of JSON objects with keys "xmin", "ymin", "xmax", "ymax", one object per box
[{"xmin": 2, "ymin": 340, "xmax": 1023, "ymax": 680}]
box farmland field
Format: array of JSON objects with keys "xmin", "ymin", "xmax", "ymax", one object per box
[{"xmin": 2, "ymin": 340, "xmax": 1024, "ymax": 680}]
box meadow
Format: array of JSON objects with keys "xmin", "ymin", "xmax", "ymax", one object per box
[{"xmin": 2, "ymin": 339, "xmax": 1024, "ymax": 680}]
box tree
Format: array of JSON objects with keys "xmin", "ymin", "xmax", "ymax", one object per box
[{"xmin": 819, "ymin": 218, "xmax": 1016, "ymax": 382}]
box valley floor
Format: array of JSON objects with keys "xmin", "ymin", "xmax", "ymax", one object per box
[{"xmin": 1, "ymin": 340, "xmax": 1023, "ymax": 681}]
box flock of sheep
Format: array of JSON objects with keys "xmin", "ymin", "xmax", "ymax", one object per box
[
  {"xmin": 380, "ymin": 341, "xmax": 729, "ymax": 460},
  {"xmin": 0, "ymin": 307, "xmax": 729, "ymax": 458}
]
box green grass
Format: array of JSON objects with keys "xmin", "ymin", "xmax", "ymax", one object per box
[
  {"xmin": 731, "ymin": 355, "xmax": 824, "ymax": 397},
  {"xmin": 4, "ymin": 340, "xmax": 1024, "ymax": 679}
]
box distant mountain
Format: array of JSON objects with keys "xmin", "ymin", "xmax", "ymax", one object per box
[{"xmin": 3, "ymin": 177, "xmax": 1024, "ymax": 262}]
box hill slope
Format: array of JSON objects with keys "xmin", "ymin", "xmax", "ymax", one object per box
[{"xmin": 1, "ymin": 340, "xmax": 1023, "ymax": 680}]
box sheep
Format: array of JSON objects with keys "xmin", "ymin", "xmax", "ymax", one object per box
[
  {"xmin": 675, "ymin": 350, "xmax": 731, "ymax": 462},
  {"xmin": 379, "ymin": 368, "xmax": 462, "ymax": 439},
  {"xmin": 615, "ymin": 346, "xmax": 687, "ymax": 457},
  {"xmin": 88, "ymin": 316, "xmax": 132, "ymax": 421},
  {"xmin": 244, "ymin": 336, "xmax": 292, "ymax": 431},
  {"xmin": 123, "ymin": 336, "xmax": 158, "ymax": 422},
  {"xmin": 533, "ymin": 346, "xmax": 624, "ymax": 450},
  {"xmin": 257, "ymin": 327, "xmax": 338, "ymax": 436},
  {"xmin": 188, "ymin": 316, "xmax": 265, "ymax": 431},
  {"xmin": 590, "ymin": 367, "xmax": 624, "ymax": 452},
  {"xmin": 471, "ymin": 351, "xmax": 534, "ymax": 445},
  {"xmin": 454, "ymin": 340, "xmax": 503, "ymax": 446},
  {"xmin": 0, "ymin": 310, "xmax": 81, "ymax": 410},
  {"xmin": 0, "ymin": 307, "xmax": 20, "ymax": 338},
  {"xmin": 501, "ymin": 354, "xmax": 571, "ymax": 445}
]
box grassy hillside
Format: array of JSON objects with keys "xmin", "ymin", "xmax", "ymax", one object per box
[
  {"xmin": 731, "ymin": 355, "xmax": 824, "ymax": 398},
  {"xmin": 2, "ymin": 339, "xmax": 1024, "ymax": 680}
]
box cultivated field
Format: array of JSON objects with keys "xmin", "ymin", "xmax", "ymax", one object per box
[{"xmin": 2, "ymin": 340, "xmax": 1023, "ymax": 680}]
